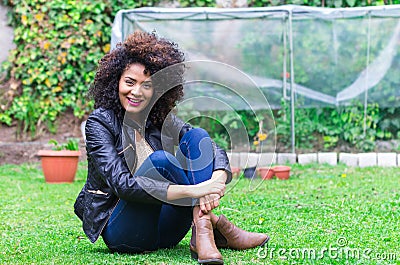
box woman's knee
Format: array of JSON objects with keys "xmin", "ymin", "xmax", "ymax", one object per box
[
  {"xmin": 182, "ymin": 127, "xmax": 210, "ymax": 141},
  {"xmin": 180, "ymin": 128, "xmax": 213, "ymax": 153},
  {"xmin": 179, "ymin": 128, "xmax": 214, "ymax": 163}
]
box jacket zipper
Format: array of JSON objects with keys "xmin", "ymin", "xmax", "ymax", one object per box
[
  {"xmin": 118, "ymin": 131, "xmax": 138, "ymax": 174},
  {"xmin": 87, "ymin": 189, "xmax": 108, "ymax": 195}
]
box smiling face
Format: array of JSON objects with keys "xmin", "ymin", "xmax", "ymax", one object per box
[{"xmin": 119, "ymin": 63, "xmax": 154, "ymax": 122}]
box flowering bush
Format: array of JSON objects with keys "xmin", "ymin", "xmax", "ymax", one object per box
[
  {"xmin": 253, "ymin": 119, "xmax": 268, "ymax": 151},
  {"xmin": 0, "ymin": 0, "xmax": 113, "ymax": 137}
]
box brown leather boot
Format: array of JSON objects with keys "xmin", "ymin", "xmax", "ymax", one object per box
[
  {"xmin": 190, "ymin": 214, "xmax": 223, "ymax": 264},
  {"xmin": 212, "ymin": 214, "xmax": 270, "ymax": 250}
]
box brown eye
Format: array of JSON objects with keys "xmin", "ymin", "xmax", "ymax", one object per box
[
  {"xmin": 126, "ymin": 80, "xmax": 135, "ymax": 86},
  {"xmin": 142, "ymin": 82, "xmax": 152, "ymax": 89}
]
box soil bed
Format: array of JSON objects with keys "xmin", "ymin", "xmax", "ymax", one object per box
[{"xmin": 0, "ymin": 113, "xmax": 86, "ymax": 165}]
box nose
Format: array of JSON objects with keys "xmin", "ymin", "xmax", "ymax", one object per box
[{"xmin": 130, "ymin": 85, "xmax": 142, "ymax": 97}]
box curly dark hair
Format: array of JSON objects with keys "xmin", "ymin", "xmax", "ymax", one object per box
[{"xmin": 89, "ymin": 31, "xmax": 185, "ymax": 127}]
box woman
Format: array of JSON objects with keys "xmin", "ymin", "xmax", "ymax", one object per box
[{"xmin": 74, "ymin": 31, "xmax": 269, "ymax": 264}]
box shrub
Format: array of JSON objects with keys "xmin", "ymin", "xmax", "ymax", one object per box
[{"xmin": 1, "ymin": 0, "xmax": 113, "ymax": 137}]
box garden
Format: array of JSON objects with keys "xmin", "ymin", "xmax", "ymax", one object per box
[
  {"xmin": 1, "ymin": 1, "xmax": 400, "ymax": 152},
  {"xmin": 0, "ymin": 0, "xmax": 400, "ymax": 264}
]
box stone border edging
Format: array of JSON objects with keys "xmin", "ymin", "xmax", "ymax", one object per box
[{"xmin": 227, "ymin": 152, "xmax": 400, "ymax": 168}]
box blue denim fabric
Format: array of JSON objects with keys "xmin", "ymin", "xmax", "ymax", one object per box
[{"xmin": 102, "ymin": 128, "xmax": 214, "ymax": 253}]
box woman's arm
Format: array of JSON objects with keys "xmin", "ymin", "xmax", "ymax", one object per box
[
  {"xmin": 166, "ymin": 176, "xmax": 226, "ymax": 201},
  {"xmin": 211, "ymin": 169, "xmax": 228, "ymax": 183}
]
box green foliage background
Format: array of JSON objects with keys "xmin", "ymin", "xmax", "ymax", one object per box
[
  {"xmin": 0, "ymin": 0, "xmax": 164, "ymax": 137},
  {"xmin": 0, "ymin": 0, "xmax": 399, "ymax": 148}
]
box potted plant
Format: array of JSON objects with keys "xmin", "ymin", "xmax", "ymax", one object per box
[
  {"xmin": 253, "ymin": 119, "xmax": 273, "ymax": 179},
  {"xmin": 231, "ymin": 167, "xmax": 241, "ymax": 178},
  {"xmin": 257, "ymin": 167, "xmax": 274, "ymax": 180},
  {"xmin": 272, "ymin": 165, "xmax": 291, "ymax": 180},
  {"xmin": 252, "ymin": 119, "xmax": 268, "ymax": 153},
  {"xmin": 37, "ymin": 138, "xmax": 81, "ymax": 183}
]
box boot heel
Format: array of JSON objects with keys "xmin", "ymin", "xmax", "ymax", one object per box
[{"xmin": 190, "ymin": 249, "xmax": 198, "ymax": 260}]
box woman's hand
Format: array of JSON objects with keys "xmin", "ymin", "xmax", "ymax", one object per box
[
  {"xmin": 198, "ymin": 193, "xmax": 221, "ymax": 217},
  {"xmin": 196, "ymin": 170, "xmax": 228, "ymax": 216}
]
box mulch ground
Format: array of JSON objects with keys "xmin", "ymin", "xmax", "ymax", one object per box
[{"xmin": 0, "ymin": 112, "xmax": 87, "ymax": 165}]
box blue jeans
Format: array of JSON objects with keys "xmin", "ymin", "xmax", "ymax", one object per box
[{"xmin": 102, "ymin": 128, "xmax": 214, "ymax": 253}]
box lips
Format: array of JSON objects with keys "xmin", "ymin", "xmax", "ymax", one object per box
[{"xmin": 128, "ymin": 97, "xmax": 143, "ymax": 107}]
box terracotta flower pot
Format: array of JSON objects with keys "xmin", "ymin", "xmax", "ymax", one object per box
[
  {"xmin": 272, "ymin": 165, "xmax": 291, "ymax": 180},
  {"xmin": 257, "ymin": 167, "xmax": 274, "ymax": 180},
  {"xmin": 231, "ymin": 167, "xmax": 241, "ymax": 178},
  {"xmin": 38, "ymin": 150, "xmax": 81, "ymax": 183}
]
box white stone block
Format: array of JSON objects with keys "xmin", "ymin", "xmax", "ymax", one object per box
[
  {"xmin": 298, "ymin": 153, "xmax": 317, "ymax": 165},
  {"xmin": 227, "ymin": 152, "xmax": 240, "ymax": 168},
  {"xmin": 339, "ymin": 153, "xmax": 358, "ymax": 167},
  {"xmin": 318, "ymin": 152, "xmax": 337, "ymax": 165},
  {"xmin": 258, "ymin": 153, "xmax": 276, "ymax": 167},
  {"xmin": 248, "ymin": 153, "xmax": 260, "ymax": 168},
  {"xmin": 358, "ymin": 153, "xmax": 377, "ymax": 167},
  {"xmin": 239, "ymin": 152, "xmax": 259, "ymax": 168},
  {"xmin": 239, "ymin": 152, "xmax": 248, "ymax": 168},
  {"xmin": 377, "ymin": 153, "xmax": 397, "ymax": 167},
  {"xmin": 277, "ymin": 153, "xmax": 296, "ymax": 164}
]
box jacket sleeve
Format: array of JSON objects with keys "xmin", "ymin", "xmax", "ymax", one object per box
[
  {"xmin": 85, "ymin": 110, "xmax": 170, "ymax": 204},
  {"xmin": 168, "ymin": 114, "xmax": 233, "ymax": 184}
]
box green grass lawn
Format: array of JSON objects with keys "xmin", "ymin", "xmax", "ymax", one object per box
[{"xmin": 0, "ymin": 162, "xmax": 399, "ymax": 265}]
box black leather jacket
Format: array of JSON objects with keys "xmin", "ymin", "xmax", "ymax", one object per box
[{"xmin": 74, "ymin": 108, "xmax": 232, "ymax": 243}]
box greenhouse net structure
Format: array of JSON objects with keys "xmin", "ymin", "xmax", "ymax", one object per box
[{"xmin": 111, "ymin": 5, "xmax": 400, "ymax": 154}]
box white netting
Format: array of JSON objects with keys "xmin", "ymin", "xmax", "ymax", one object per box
[{"xmin": 111, "ymin": 5, "xmax": 400, "ymax": 109}]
